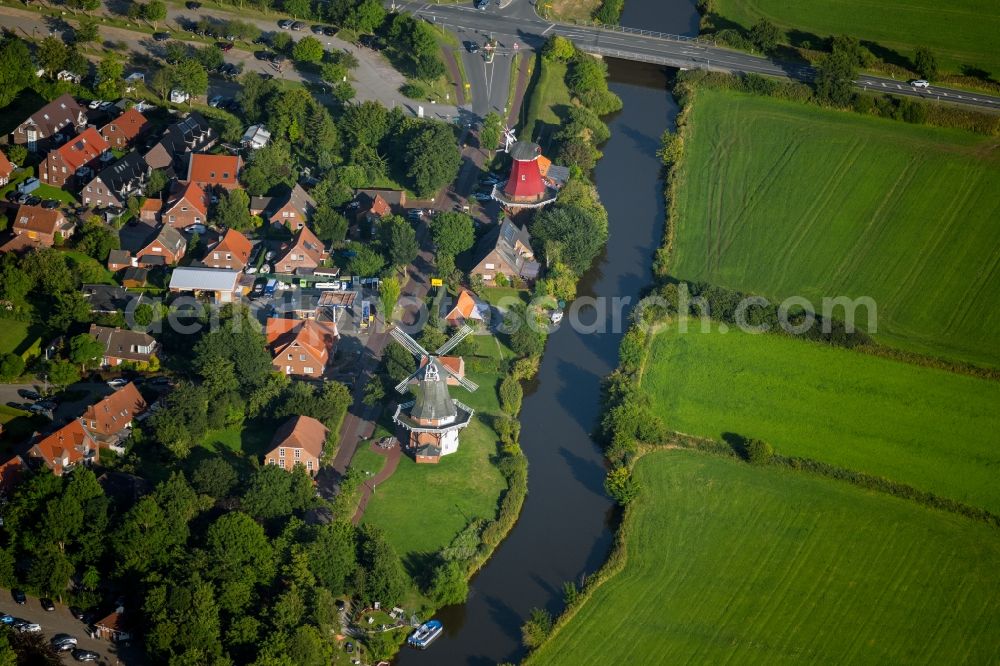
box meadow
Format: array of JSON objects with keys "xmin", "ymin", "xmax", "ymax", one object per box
[
  {"xmin": 530, "ymin": 450, "xmax": 1000, "ymax": 665},
  {"xmin": 671, "ymin": 89, "xmax": 1000, "ymax": 367},
  {"xmin": 642, "ymin": 323, "xmax": 1000, "ymax": 513},
  {"xmin": 711, "ymin": 0, "xmax": 1000, "ymax": 76}
]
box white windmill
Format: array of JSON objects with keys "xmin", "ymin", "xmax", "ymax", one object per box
[
  {"xmin": 502, "ymin": 124, "xmax": 517, "ymax": 153},
  {"xmin": 388, "ymin": 325, "xmax": 478, "ymax": 462}
]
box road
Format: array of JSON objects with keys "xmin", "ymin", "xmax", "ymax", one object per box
[{"xmin": 398, "ymin": 0, "xmax": 1000, "ymax": 112}]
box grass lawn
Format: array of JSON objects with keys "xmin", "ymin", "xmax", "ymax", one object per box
[
  {"xmin": 540, "ymin": 0, "xmax": 601, "ymax": 22},
  {"xmin": 712, "ymin": 0, "xmax": 1000, "ymax": 76},
  {"xmin": 62, "ymin": 251, "xmax": 116, "ymax": 284},
  {"xmin": 34, "ymin": 183, "xmax": 78, "ymax": 205},
  {"xmin": 196, "ymin": 421, "xmax": 274, "ymax": 460},
  {"xmin": 351, "ymin": 442, "xmax": 387, "ymax": 478},
  {"xmin": 0, "ymin": 405, "xmax": 46, "ymax": 450},
  {"xmin": 520, "ymin": 56, "xmax": 572, "ymax": 152},
  {"xmin": 530, "ymin": 450, "xmax": 1000, "ymax": 665},
  {"xmin": 477, "ymin": 286, "xmax": 529, "ymax": 309},
  {"xmin": 643, "ymin": 323, "xmax": 1000, "ymax": 513},
  {"xmin": 0, "ymin": 319, "xmax": 31, "ymax": 356},
  {"xmin": 672, "ymin": 89, "xmax": 1000, "ymax": 367}
]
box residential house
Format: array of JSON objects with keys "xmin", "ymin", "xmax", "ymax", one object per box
[
  {"xmin": 354, "ymin": 188, "xmax": 406, "ymax": 213},
  {"xmin": 95, "ymin": 608, "xmax": 132, "ymax": 643},
  {"xmin": 0, "ymin": 205, "xmax": 76, "ymax": 252},
  {"xmin": 99, "ymin": 107, "xmax": 150, "ymax": 149},
  {"xmin": 81, "ymin": 151, "xmax": 150, "ymax": 209},
  {"xmin": 139, "ymin": 197, "xmax": 162, "ymax": 223},
  {"xmin": 249, "ymin": 196, "xmax": 272, "ymax": 217},
  {"xmin": 122, "ymin": 267, "xmax": 148, "ymax": 287},
  {"xmin": 265, "ymin": 317, "xmax": 338, "ymax": 379},
  {"xmin": 264, "ymin": 415, "xmax": 328, "ymax": 476},
  {"xmin": 168, "ymin": 267, "xmax": 241, "ymax": 303},
  {"xmin": 82, "ymin": 284, "xmax": 140, "ymax": 315},
  {"xmin": 27, "ymin": 421, "xmax": 98, "ymax": 476},
  {"xmin": 266, "ymin": 184, "xmax": 316, "ymax": 229},
  {"xmin": 0, "ymin": 455, "xmax": 26, "ymax": 496},
  {"xmin": 80, "ymin": 382, "xmax": 147, "ymax": 449},
  {"xmin": 0, "ymin": 150, "xmax": 13, "ymax": 186},
  {"xmin": 469, "ymin": 218, "xmax": 541, "ymax": 283},
  {"xmin": 162, "ymin": 181, "xmax": 208, "ymax": 229},
  {"xmin": 242, "ymin": 124, "xmax": 271, "ymax": 150},
  {"xmin": 89, "ymin": 324, "xmax": 157, "ymax": 367},
  {"xmin": 143, "ymin": 112, "xmax": 215, "ymax": 172},
  {"xmin": 137, "ymin": 224, "xmax": 187, "ymax": 265},
  {"xmin": 39, "ymin": 126, "xmax": 111, "ymax": 188},
  {"xmin": 444, "ymin": 288, "xmax": 489, "ymax": 327},
  {"xmin": 10, "ymin": 93, "xmax": 87, "ymax": 151},
  {"xmin": 203, "ymin": 228, "xmax": 252, "ymax": 271},
  {"xmin": 107, "ymin": 249, "xmax": 135, "ymax": 272},
  {"xmin": 274, "ymin": 225, "xmax": 327, "ymax": 275},
  {"xmin": 186, "ymin": 153, "xmax": 242, "ymax": 190}
]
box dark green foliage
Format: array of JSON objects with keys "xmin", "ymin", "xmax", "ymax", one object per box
[
  {"xmin": 213, "ymin": 189, "xmax": 254, "ymax": 231},
  {"xmin": 507, "ymin": 304, "xmax": 547, "ymax": 357},
  {"xmin": 0, "ymin": 38, "xmax": 36, "ymax": 107},
  {"xmin": 150, "ymin": 384, "xmax": 210, "ymax": 458},
  {"xmin": 308, "ymin": 521, "xmax": 357, "ymax": 591},
  {"xmin": 815, "ymin": 41, "xmax": 861, "ymax": 106},
  {"xmin": 0, "ymin": 354, "xmax": 25, "ymax": 381},
  {"xmin": 430, "ymin": 211, "xmax": 475, "ymax": 259},
  {"xmin": 76, "ymin": 219, "xmax": 120, "ymax": 262},
  {"xmin": 347, "ymin": 245, "xmax": 386, "ymax": 276},
  {"xmin": 382, "ymin": 341, "xmax": 417, "ymax": 383},
  {"xmin": 403, "ymin": 122, "xmax": 461, "ymax": 197},
  {"xmin": 592, "ymin": 0, "xmax": 624, "ymax": 24},
  {"xmin": 521, "ymin": 607, "xmax": 553, "ymax": 649},
  {"xmin": 532, "ymin": 204, "xmax": 608, "ymax": 275},
  {"xmin": 744, "ymin": 438, "xmax": 774, "ymax": 464},
  {"xmin": 241, "ymin": 140, "xmax": 298, "ymax": 195},
  {"xmin": 190, "ymin": 457, "xmax": 238, "ymax": 499},
  {"xmin": 429, "ymin": 559, "xmax": 468, "ymax": 606},
  {"xmin": 913, "ymin": 46, "xmax": 938, "ymax": 80},
  {"xmin": 356, "ymin": 524, "xmax": 409, "ymax": 606},
  {"xmin": 749, "ymin": 18, "xmax": 781, "ymax": 53},
  {"xmin": 379, "ymin": 215, "xmax": 419, "ymax": 267},
  {"xmin": 604, "ymin": 465, "xmax": 640, "ymax": 505},
  {"xmin": 498, "ymin": 375, "xmax": 523, "ymax": 415},
  {"xmin": 241, "ymin": 464, "xmax": 315, "ymax": 520},
  {"xmin": 272, "ymin": 380, "xmax": 352, "ymax": 429}
]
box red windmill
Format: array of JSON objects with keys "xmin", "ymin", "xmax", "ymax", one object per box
[{"xmin": 492, "ymin": 140, "xmax": 558, "ymax": 209}]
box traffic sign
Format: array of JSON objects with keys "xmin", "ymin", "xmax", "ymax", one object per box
[{"xmin": 431, "ymin": 278, "xmax": 444, "ymax": 287}]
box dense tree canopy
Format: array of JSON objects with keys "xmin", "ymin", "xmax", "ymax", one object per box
[{"xmin": 403, "ymin": 122, "xmax": 461, "ymax": 197}]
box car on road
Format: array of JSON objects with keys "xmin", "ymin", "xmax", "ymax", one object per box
[
  {"xmin": 107, "ymin": 378, "xmax": 128, "ymax": 389},
  {"xmin": 291, "ymin": 21, "xmax": 306, "ymax": 31},
  {"xmin": 475, "ymin": 0, "xmax": 490, "ymax": 8},
  {"xmin": 911, "ymin": 79, "xmax": 930, "ymax": 88},
  {"xmin": 255, "ymin": 50, "xmax": 273, "ymax": 60},
  {"xmin": 209, "ymin": 95, "xmax": 224, "ymax": 107},
  {"xmin": 72, "ymin": 649, "xmax": 100, "ymax": 662},
  {"xmin": 186, "ymin": 1, "xmax": 202, "ymax": 8},
  {"xmin": 464, "ymin": 41, "xmax": 480, "ymax": 53},
  {"xmin": 51, "ymin": 634, "xmax": 77, "ymax": 651},
  {"xmin": 13, "ymin": 620, "xmax": 41, "ymax": 633},
  {"xmin": 153, "ymin": 32, "xmax": 171, "ymax": 41},
  {"xmin": 17, "ymin": 389, "xmax": 41, "ymax": 401},
  {"xmin": 278, "ymin": 19, "xmax": 294, "ymax": 29},
  {"xmin": 41, "ymin": 598, "xmax": 55, "ymax": 611}
]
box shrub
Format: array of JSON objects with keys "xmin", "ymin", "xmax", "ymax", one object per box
[
  {"xmin": 511, "ymin": 355, "xmax": 541, "ymax": 381},
  {"xmin": 498, "ymin": 375, "xmax": 523, "ymax": 415},
  {"xmin": 399, "ymin": 81, "xmax": 426, "ymax": 99},
  {"xmin": 521, "ymin": 607, "xmax": 553, "ymax": 649},
  {"xmin": 0, "ymin": 353, "xmax": 25, "ymax": 381},
  {"xmin": 604, "ymin": 465, "xmax": 640, "ymax": 505},
  {"xmin": 744, "ymin": 438, "xmax": 774, "ymax": 464}
]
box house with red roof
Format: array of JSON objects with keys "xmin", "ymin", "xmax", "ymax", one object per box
[
  {"xmin": 80, "ymin": 382, "xmax": 147, "ymax": 449},
  {"xmin": 265, "ymin": 184, "xmax": 316, "ymax": 229},
  {"xmin": 203, "ymin": 228, "xmax": 252, "ymax": 270},
  {"xmin": 444, "ymin": 289, "xmax": 489, "ymax": 327},
  {"xmin": 27, "ymin": 421, "xmax": 99, "ymax": 476},
  {"xmin": 0, "ymin": 150, "xmax": 14, "ymax": 187},
  {"xmin": 137, "ymin": 224, "xmax": 187, "ymax": 265},
  {"xmin": 10, "ymin": 93, "xmax": 87, "ymax": 152},
  {"xmin": 39, "ymin": 126, "xmax": 110, "ymax": 188},
  {"xmin": 264, "ymin": 415, "xmax": 329, "ymax": 476},
  {"xmin": 99, "ymin": 107, "xmax": 150, "ymax": 149},
  {"xmin": 186, "ymin": 153, "xmax": 242, "ymax": 190},
  {"xmin": 0, "ymin": 455, "xmax": 26, "ymax": 496},
  {"xmin": 274, "ymin": 225, "xmax": 327, "ymax": 274},
  {"xmin": 139, "ymin": 197, "xmax": 162, "ymax": 223},
  {"xmin": 265, "ymin": 317, "xmax": 338, "ymax": 379},
  {"xmin": 0, "ymin": 205, "xmax": 76, "ymax": 253},
  {"xmin": 162, "ymin": 181, "xmax": 208, "ymax": 229}
]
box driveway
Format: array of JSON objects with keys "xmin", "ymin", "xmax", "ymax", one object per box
[{"xmin": 0, "ymin": 588, "xmax": 142, "ymax": 665}]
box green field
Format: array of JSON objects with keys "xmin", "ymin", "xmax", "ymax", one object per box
[
  {"xmin": 643, "ymin": 323, "xmax": 1000, "ymax": 512},
  {"xmin": 712, "ymin": 0, "xmax": 1000, "ymax": 76},
  {"xmin": 672, "ymin": 89, "xmax": 1000, "ymax": 366},
  {"xmin": 531, "ymin": 450, "xmax": 1000, "ymax": 665},
  {"xmin": 0, "ymin": 319, "xmax": 31, "ymax": 356},
  {"xmin": 520, "ymin": 57, "xmax": 571, "ymax": 152}
]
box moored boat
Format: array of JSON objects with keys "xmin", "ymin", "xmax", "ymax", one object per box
[{"xmin": 407, "ymin": 620, "xmax": 443, "ymax": 649}]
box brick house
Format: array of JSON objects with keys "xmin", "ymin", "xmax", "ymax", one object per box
[
  {"xmin": 0, "ymin": 205, "xmax": 76, "ymax": 252},
  {"xmin": 27, "ymin": 421, "xmax": 98, "ymax": 476},
  {"xmin": 0, "ymin": 150, "xmax": 14, "ymax": 187},
  {"xmin": 139, "ymin": 197, "xmax": 162, "ymax": 223},
  {"xmin": 99, "ymin": 107, "xmax": 150, "ymax": 149},
  {"xmin": 144, "ymin": 112, "xmax": 215, "ymax": 172},
  {"xmin": 274, "ymin": 225, "xmax": 327, "ymax": 274},
  {"xmin": 39, "ymin": 126, "xmax": 111, "ymax": 188},
  {"xmin": 469, "ymin": 218, "xmax": 541, "ymax": 283},
  {"xmin": 265, "ymin": 317, "xmax": 338, "ymax": 378},
  {"xmin": 137, "ymin": 224, "xmax": 187, "ymax": 265},
  {"xmin": 10, "ymin": 93, "xmax": 87, "ymax": 152},
  {"xmin": 186, "ymin": 153, "xmax": 242, "ymax": 190},
  {"xmin": 81, "ymin": 151, "xmax": 150, "ymax": 209},
  {"xmin": 266, "ymin": 184, "xmax": 316, "ymax": 228},
  {"xmin": 89, "ymin": 324, "xmax": 157, "ymax": 367},
  {"xmin": 203, "ymin": 228, "xmax": 252, "ymax": 270},
  {"xmin": 107, "ymin": 249, "xmax": 135, "ymax": 272},
  {"xmin": 80, "ymin": 382, "xmax": 147, "ymax": 448},
  {"xmin": 264, "ymin": 415, "xmax": 328, "ymax": 476},
  {"xmin": 162, "ymin": 181, "xmax": 208, "ymax": 229},
  {"xmin": 444, "ymin": 288, "xmax": 489, "ymax": 327}
]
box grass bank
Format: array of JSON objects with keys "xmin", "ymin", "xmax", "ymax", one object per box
[{"xmin": 529, "ymin": 449, "xmax": 1000, "ymax": 665}]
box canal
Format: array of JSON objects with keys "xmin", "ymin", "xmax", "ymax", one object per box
[{"xmin": 396, "ymin": 2, "xmax": 696, "ymax": 663}]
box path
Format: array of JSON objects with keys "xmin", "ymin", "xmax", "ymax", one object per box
[
  {"xmin": 507, "ymin": 52, "xmax": 532, "ymax": 127},
  {"xmin": 350, "ymin": 441, "xmax": 402, "ymax": 524},
  {"xmin": 440, "ymin": 45, "xmax": 467, "ymax": 106}
]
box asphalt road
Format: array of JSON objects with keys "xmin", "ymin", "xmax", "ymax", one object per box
[{"xmin": 400, "ymin": 0, "xmax": 1000, "ymax": 112}]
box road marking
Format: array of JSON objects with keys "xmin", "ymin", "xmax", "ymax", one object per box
[{"xmin": 542, "ymin": 23, "xmax": 555, "ymax": 35}]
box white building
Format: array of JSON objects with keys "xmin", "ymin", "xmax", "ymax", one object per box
[{"xmin": 241, "ymin": 124, "xmax": 271, "ymax": 150}]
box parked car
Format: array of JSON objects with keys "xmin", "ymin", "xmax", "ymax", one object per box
[
  {"xmin": 17, "ymin": 389, "xmax": 40, "ymax": 401},
  {"xmin": 72, "ymin": 649, "xmax": 100, "ymax": 662},
  {"xmin": 0, "ymin": 614, "xmax": 13, "ymax": 625},
  {"xmin": 5, "ymin": 402, "xmax": 25, "ymax": 410},
  {"xmin": 40, "ymin": 598, "xmax": 55, "ymax": 611},
  {"xmin": 149, "ymin": 377, "xmax": 173, "ymax": 387},
  {"xmin": 107, "ymin": 378, "xmax": 128, "ymax": 389},
  {"xmin": 28, "ymin": 403, "xmax": 52, "ymax": 415},
  {"xmin": 311, "ymin": 24, "xmax": 325, "ymax": 34},
  {"xmin": 185, "ymin": 223, "xmax": 207, "ymax": 235},
  {"xmin": 51, "ymin": 634, "xmax": 77, "ymax": 651},
  {"xmin": 291, "ymin": 21, "xmax": 306, "ymax": 31},
  {"xmin": 153, "ymin": 32, "xmax": 171, "ymax": 41},
  {"xmin": 220, "ymin": 63, "xmax": 240, "ymax": 77},
  {"xmin": 36, "ymin": 400, "xmax": 58, "ymax": 411},
  {"xmin": 358, "ymin": 34, "xmax": 379, "ymax": 50},
  {"xmin": 186, "ymin": 1, "xmax": 202, "ymax": 8},
  {"xmin": 278, "ymin": 19, "xmax": 294, "ymax": 29},
  {"xmin": 69, "ymin": 606, "xmax": 86, "ymax": 621},
  {"xmin": 217, "ymin": 41, "xmax": 234, "ymax": 52},
  {"xmin": 14, "ymin": 621, "xmax": 41, "ymax": 633},
  {"xmin": 323, "ymin": 26, "xmax": 337, "ymax": 36},
  {"xmin": 88, "ymin": 99, "xmax": 104, "ymax": 110},
  {"xmin": 41, "ymin": 199, "xmax": 60, "ymax": 209},
  {"xmin": 911, "ymin": 79, "xmax": 930, "ymax": 88},
  {"xmin": 23, "ymin": 195, "xmax": 40, "ymax": 206},
  {"xmin": 209, "ymin": 95, "xmax": 224, "ymax": 107},
  {"xmin": 255, "ymin": 50, "xmax": 273, "ymax": 60}
]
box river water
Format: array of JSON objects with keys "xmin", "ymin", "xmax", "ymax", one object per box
[{"xmin": 395, "ymin": 2, "xmax": 696, "ymax": 664}]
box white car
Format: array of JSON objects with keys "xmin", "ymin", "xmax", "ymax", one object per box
[
  {"xmin": 88, "ymin": 99, "xmax": 104, "ymax": 110},
  {"xmin": 107, "ymin": 378, "xmax": 128, "ymax": 389},
  {"xmin": 911, "ymin": 79, "xmax": 930, "ymax": 88},
  {"xmin": 245, "ymin": 265, "xmax": 257, "ymax": 274},
  {"xmin": 209, "ymin": 95, "xmax": 224, "ymax": 107},
  {"xmin": 185, "ymin": 224, "xmax": 207, "ymax": 235},
  {"xmin": 17, "ymin": 623, "xmax": 41, "ymax": 633}
]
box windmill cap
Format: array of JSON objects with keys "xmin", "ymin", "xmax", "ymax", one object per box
[{"xmin": 509, "ymin": 141, "xmax": 541, "ymax": 161}]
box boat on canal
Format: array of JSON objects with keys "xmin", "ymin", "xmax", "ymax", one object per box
[{"xmin": 407, "ymin": 620, "xmax": 443, "ymax": 649}]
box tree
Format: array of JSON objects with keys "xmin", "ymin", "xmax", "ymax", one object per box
[
  {"xmin": 749, "ymin": 18, "xmax": 780, "ymax": 53},
  {"xmin": 284, "ymin": 0, "xmax": 310, "ymax": 17},
  {"xmin": 914, "ymin": 46, "xmax": 938, "ymax": 80},
  {"xmin": 46, "ymin": 359, "xmax": 80, "ymax": 389},
  {"xmin": 37, "ymin": 37, "xmax": 68, "ymax": 77},
  {"xmin": 308, "ymin": 521, "xmax": 357, "ymax": 591},
  {"xmin": 814, "ymin": 48, "xmax": 858, "ymax": 106},
  {"xmin": 479, "ymin": 111, "xmax": 504, "ymax": 154},
  {"xmin": 174, "ymin": 59, "xmax": 209, "ymax": 97},
  {"xmin": 23, "ymin": 248, "xmax": 74, "ymax": 296},
  {"xmin": 164, "ymin": 41, "xmax": 189, "ymax": 65},
  {"xmin": 242, "ymin": 465, "xmax": 298, "ymax": 520},
  {"xmin": 744, "ymin": 438, "xmax": 774, "ymax": 464},
  {"xmin": 190, "ymin": 457, "xmax": 238, "ymax": 500},
  {"xmin": 67, "ymin": 0, "xmax": 101, "ymax": 9},
  {"xmin": 521, "ymin": 607, "xmax": 553, "ymax": 649},
  {"xmin": 430, "ymin": 211, "xmax": 474, "ymax": 260},
  {"xmin": 51, "ymin": 291, "xmax": 91, "ymax": 332},
  {"xmin": 542, "ymin": 34, "xmax": 575, "ymax": 62},
  {"xmin": 429, "ymin": 559, "xmax": 468, "ymax": 606},
  {"xmin": 0, "ymin": 38, "xmax": 34, "ymax": 108},
  {"xmin": 499, "ymin": 375, "xmax": 523, "ymax": 415},
  {"xmin": 69, "ymin": 333, "xmax": 104, "ymax": 371},
  {"xmin": 380, "ymin": 216, "xmax": 419, "ymax": 267},
  {"xmin": 144, "ymin": 0, "xmax": 167, "ymax": 28},
  {"xmin": 356, "ymin": 524, "xmax": 408, "ymax": 606},
  {"xmin": 379, "ymin": 276, "xmax": 401, "ymax": 324},
  {"xmin": 95, "ymin": 54, "xmax": 125, "ymax": 100},
  {"xmin": 404, "ymin": 122, "xmax": 461, "ymax": 197},
  {"xmin": 320, "ymin": 62, "xmax": 348, "ymax": 84},
  {"xmin": 382, "ymin": 341, "xmax": 416, "ymax": 383},
  {"xmin": 77, "ymin": 218, "xmax": 120, "ymax": 261},
  {"xmin": 149, "ymin": 384, "xmax": 209, "ymax": 458},
  {"xmin": 196, "ymin": 45, "xmax": 224, "ymax": 72},
  {"xmin": 347, "ymin": 245, "xmax": 386, "ymax": 277},
  {"xmin": 147, "ymin": 169, "xmax": 169, "ymax": 198},
  {"xmin": 241, "ymin": 140, "xmax": 297, "ymax": 194},
  {"xmin": 311, "ymin": 205, "xmax": 348, "ymax": 243},
  {"xmin": 74, "ymin": 17, "xmax": 99, "ymax": 44},
  {"xmin": 206, "ymin": 512, "xmax": 275, "ymax": 584},
  {"xmin": 292, "ymin": 36, "xmax": 324, "ymax": 63},
  {"xmin": 6, "ymin": 145, "xmax": 27, "ymax": 167},
  {"xmin": 604, "ymin": 465, "xmax": 639, "ymax": 505},
  {"xmin": 347, "ymin": 0, "xmax": 386, "ymax": 33},
  {"xmin": 0, "ymin": 354, "xmax": 25, "ymax": 381},
  {"xmin": 533, "ymin": 205, "xmax": 607, "ymax": 276},
  {"xmin": 508, "ymin": 305, "xmax": 546, "ymax": 357},
  {"xmin": 214, "ymin": 189, "xmax": 254, "ymax": 231}
]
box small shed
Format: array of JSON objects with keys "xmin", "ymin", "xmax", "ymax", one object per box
[{"xmin": 168, "ymin": 267, "xmax": 241, "ymax": 303}]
